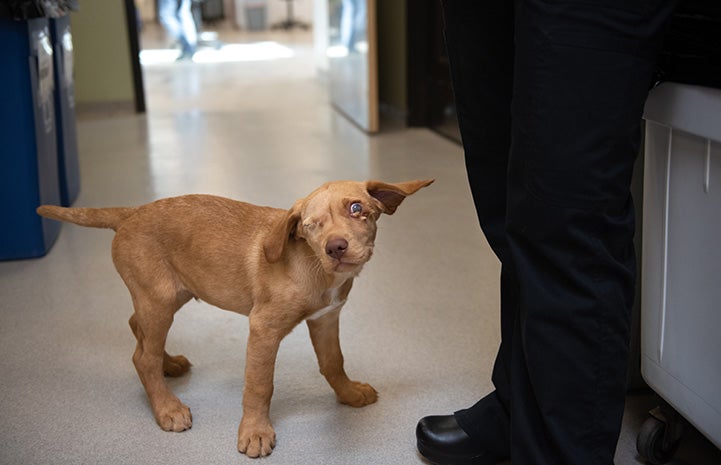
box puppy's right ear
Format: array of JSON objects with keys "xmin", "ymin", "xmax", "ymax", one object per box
[{"xmin": 263, "ymin": 201, "xmax": 302, "ymax": 263}]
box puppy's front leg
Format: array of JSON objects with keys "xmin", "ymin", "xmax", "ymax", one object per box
[
  {"xmin": 238, "ymin": 315, "xmax": 286, "ymax": 458},
  {"xmin": 306, "ymin": 308, "xmax": 378, "ymax": 407}
]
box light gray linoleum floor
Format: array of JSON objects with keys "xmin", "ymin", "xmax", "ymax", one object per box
[{"xmin": 1, "ymin": 25, "xmax": 720, "ymax": 465}]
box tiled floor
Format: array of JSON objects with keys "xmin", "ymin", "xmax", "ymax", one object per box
[{"xmin": 1, "ymin": 22, "xmax": 719, "ymax": 465}]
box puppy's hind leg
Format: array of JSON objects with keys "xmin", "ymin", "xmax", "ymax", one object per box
[
  {"xmin": 130, "ymin": 315, "xmax": 192, "ymax": 377},
  {"xmin": 128, "ymin": 294, "xmax": 193, "ymax": 432}
]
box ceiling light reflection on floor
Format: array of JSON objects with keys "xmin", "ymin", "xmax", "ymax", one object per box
[{"xmin": 140, "ymin": 41, "xmax": 295, "ymax": 66}]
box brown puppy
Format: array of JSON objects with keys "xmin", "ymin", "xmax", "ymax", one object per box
[{"xmin": 37, "ymin": 179, "xmax": 433, "ymax": 458}]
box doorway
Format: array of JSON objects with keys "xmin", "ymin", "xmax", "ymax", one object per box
[{"xmin": 406, "ymin": 0, "xmax": 460, "ymax": 143}]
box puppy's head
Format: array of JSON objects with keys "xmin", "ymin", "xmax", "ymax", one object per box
[{"xmin": 264, "ymin": 179, "xmax": 433, "ymax": 275}]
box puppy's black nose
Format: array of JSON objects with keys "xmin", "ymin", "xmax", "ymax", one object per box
[{"xmin": 326, "ymin": 238, "xmax": 348, "ymax": 260}]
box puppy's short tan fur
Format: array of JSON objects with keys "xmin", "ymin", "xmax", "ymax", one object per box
[{"xmin": 37, "ymin": 179, "xmax": 432, "ymax": 457}]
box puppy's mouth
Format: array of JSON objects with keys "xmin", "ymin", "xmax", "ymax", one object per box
[
  {"xmin": 332, "ymin": 259, "xmax": 362, "ymax": 273},
  {"xmin": 327, "ymin": 252, "xmax": 372, "ymax": 274}
]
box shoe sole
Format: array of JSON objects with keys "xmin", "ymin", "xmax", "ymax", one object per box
[{"xmin": 417, "ymin": 439, "xmax": 503, "ymax": 465}]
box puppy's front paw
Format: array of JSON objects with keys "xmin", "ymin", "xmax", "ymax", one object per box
[
  {"xmin": 337, "ymin": 381, "xmax": 378, "ymax": 407},
  {"xmin": 238, "ymin": 419, "xmax": 276, "ymax": 458},
  {"xmin": 155, "ymin": 400, "xmax": 192, "ymax": 432}
]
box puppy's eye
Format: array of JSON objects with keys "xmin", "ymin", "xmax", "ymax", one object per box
[{"xmin": 349, "ymin": 202, "xmax": 363, "ymax": 217}]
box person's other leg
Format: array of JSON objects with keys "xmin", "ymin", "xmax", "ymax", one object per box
[
  {"xmin": 417, "ymin": 1, "xmax": 514, "ymax": 462},
  {"xmin": 177, "ymin": 0, "xmax": 197, "ymax": 57},
  {"xmin": 506, "ymin": 0, "xmax": 676, "ymax": 463},
  {"xmin": 158, "ymin": 0, "xmax": 183, "ymax": 44}
]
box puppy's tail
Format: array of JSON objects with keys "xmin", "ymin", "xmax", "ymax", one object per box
[{"xmin": 36, "ymin": 205, "xmax": 138, "ymax": 231}]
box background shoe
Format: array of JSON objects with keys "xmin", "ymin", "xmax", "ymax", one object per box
[{"xmin": 176, "ymin": 50, "xmax": 195, "ymax": 62}]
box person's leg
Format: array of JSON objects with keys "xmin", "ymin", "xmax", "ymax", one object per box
[
  {"xmin": 177, "ymin": 0, "xmax": 197, "ymax": 56},
  {"xmin": 506, "ymin": 0, "xmax": 676, "ymax": 463},
  {"xmin": 417, "ymin": 1, "xmax": 514, "ymax": 463},
  {"xmin": 158, "ymin": 0, "xmax": 183, "ymax": 43},
  {"xmin": 340, "ymin": 0, "xmax": 355, "ymax": 50}
]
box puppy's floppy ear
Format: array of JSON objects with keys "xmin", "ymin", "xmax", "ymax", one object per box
[
  {"xmin": 366, "ymin": 179, "xmax": 434, "ymax": 215},
  {"xmin": 264, "ymin": 200, "xmax": 303, "ymax": 263}
]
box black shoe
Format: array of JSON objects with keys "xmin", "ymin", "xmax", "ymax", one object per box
[{"xmin": 416, "ymin": 415, "xmax": 506, "ymax": 465}]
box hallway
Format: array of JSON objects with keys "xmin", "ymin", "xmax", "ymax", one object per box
[{"xmin": 1, "ymin": 26, "xmax": 719, "ymax": 465}]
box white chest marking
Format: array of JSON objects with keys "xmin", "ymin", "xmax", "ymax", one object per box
[{"xmin": 307, "ymin": 287, "xmax": 346, "ymax": 321}]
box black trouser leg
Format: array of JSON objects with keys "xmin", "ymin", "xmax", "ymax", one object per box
[
  {"xmin": 442, "ymin": 0, "xmax": 676, "ymax": 463},
  {"xmin": 441, "ymin": 1, "xmax": 514, "ymax": 455}
]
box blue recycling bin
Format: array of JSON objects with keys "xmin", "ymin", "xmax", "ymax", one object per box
[
  {"xmin": 50, "ymin": 14, "xmax": 80, "ymax": 207},
  {"xmin": 0, "ymin": 17, "xmax": 62, "ymax": 260}
]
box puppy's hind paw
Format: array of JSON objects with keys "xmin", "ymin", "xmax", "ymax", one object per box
[
  {"xmin": 163, "ymin": 353, "xmax": 192, "ymax": 377},
  {"xmin": 338, "ymin": 381, "xmax": 378, "ymax": 408}
]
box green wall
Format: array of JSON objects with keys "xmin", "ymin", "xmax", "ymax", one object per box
[
  {"xmin": 70, "ymin": 0, "xmax": 134, "ymax": 105},
  {"xmin": 377, "ymin": 0, "xmax": 407, "ymax": 115}
]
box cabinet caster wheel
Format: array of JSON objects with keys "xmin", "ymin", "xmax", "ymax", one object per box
[{"xmin": 637, "ymin": 414, "xmax": 681, "ymax": 464}]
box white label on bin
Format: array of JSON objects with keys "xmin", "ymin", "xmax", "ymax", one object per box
[
  {"xmin": 62, "ymin": 28, "xmax": 75, "ymax": 109},
  {"xmin": 37, "ymin": 29, "xmax": 54, "ymax": 134},
  {"xmin": 62, "ymin": 29, "xmax": 74, "ymax": 88}
]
